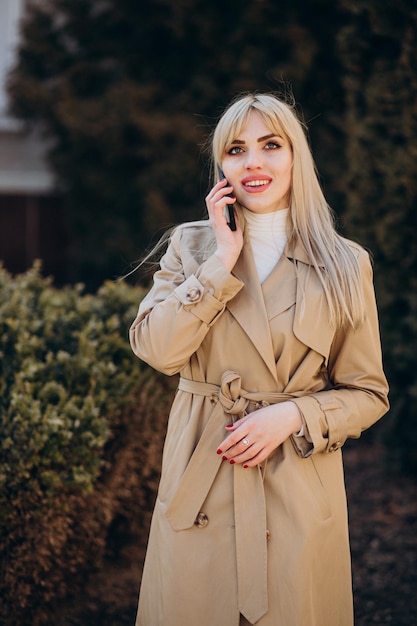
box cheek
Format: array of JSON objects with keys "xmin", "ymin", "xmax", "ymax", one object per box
[
  {"xmin": 281, "ymin": 159, "xmax": 293, "ymax": 186},
  {"xmin": 224, "ymin": 166, "xmax": 241, "ymax": 187},
  {"xmin": 278, "ymin": 163, "xmax": 292, "ymax": 188},
  {"xmin": 221, "ymin": 161, "xmax": 236, "ymax": 180}
]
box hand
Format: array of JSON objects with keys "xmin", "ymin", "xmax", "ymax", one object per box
[
  {"xmin": 217, "ymin": 401, "xmax": 303, "ymax": 467},
  {"xmin": 205, "ymin": 179, "xmax": 243, "ymax": 272}
]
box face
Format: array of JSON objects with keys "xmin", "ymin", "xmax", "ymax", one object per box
[{"xmin": 221, "ymin": 110, "xmax": 293, "ymax": 214}]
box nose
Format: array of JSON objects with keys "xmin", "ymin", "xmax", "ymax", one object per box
[{"xmin": 244, "ymin": 148, "xmax": 263, "ymax": 169}]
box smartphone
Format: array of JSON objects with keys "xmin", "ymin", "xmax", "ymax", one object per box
[{"xmin": 216, "ymin": 165, "xmax": 237, "ymax": 231}]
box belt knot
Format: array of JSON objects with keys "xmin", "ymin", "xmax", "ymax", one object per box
[{"xmin": 218, "ymin": 370, "xmax": 249, "ymax": 417}]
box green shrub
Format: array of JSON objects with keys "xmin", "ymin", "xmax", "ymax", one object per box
[
  {"xmin": 0, "ymin": 263, "xmax": 173, "ymax": 625},
  {"xmin": 0, "ymin": 262, "xmax": 143, "ymax": 509}
]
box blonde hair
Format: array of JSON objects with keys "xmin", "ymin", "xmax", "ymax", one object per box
[{"xmin": 211, "ymin": 92, "xmax": 365, "ymax": 329}]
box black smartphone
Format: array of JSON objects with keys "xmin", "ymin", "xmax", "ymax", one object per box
[{"xmin": 216, "ymin": 165, "xmax": 237, "ymax": 231}]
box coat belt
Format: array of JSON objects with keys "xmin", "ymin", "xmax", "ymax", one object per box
[{"xmin": 166, "ymin": 370, "xmax": 302, "ymax": 624}]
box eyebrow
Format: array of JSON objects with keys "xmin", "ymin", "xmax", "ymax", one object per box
[{"xmin": 230, "ymin": 133, "xmax": 281, "ymax": 144}]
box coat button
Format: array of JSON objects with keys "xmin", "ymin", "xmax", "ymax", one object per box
[
  {"xmin": 186, "ymin": 287, "xmax": 201, "ymax": 302},
  {"xmin": 329, "ymin": 441, "xmax": 341, "ymax": 452},
  {"xmin": 266, "ymin": 530, "xmax": 271, "ymax": 542},
  {"xmin": 194, "ymin": 512, "xmax": 209, "ymax": 528}
]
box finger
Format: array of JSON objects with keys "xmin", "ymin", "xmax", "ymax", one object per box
[
  {"xmin": 206, "ymin": 181, "xmax": 235, "ymax": 203},
  {"xmin": 227, "ymin": 445, "xmax": 269, "ymax": 468},
  {"xmin": 205, "ymin": 178, "xmax": 229, "ymax": 201},
  {"xmin": 218, "ymin": 428, "xmax": 248, "ymax": 453},
  {"xmin": 219, "ymin": 436, "xmax": 259, "ymax": 465},
  {"xmin": 207, "ymin": 190, "xmax": 235, "ymax": 213}
]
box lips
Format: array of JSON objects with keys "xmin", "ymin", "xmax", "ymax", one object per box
[{"xmin": 241, "ymin": 175, "xmax": 272, "ymax": 192}]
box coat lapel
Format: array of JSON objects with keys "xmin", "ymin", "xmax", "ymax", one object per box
[
  {"xmin": 186, "ymin": 226, "xmax": 334, "ymax": 374},
  {"xmin": 286, "ymin": 241, "xmax": 334, "ymax": 362},
  {"xmin": 261, "ymin": 255, "xmax": 297, "ymax": 319},
  {"xmin": 227, "ymin": 239, "xmax": 279, "ymax": 383}
]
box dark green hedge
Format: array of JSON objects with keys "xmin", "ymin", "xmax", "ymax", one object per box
[
  {"xmin": 0, "ymin": 262, "xmax": 141, "ymax": 506},
  {"xmin": 336, "ymin": 0, "xmax": 417, "ymax": 473},
  {"xmin": 0, "ymin": 264, "xmax": 174, "ymax": 625}
]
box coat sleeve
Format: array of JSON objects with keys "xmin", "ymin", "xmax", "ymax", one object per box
[
  {"xmin": 130, "ymin": 226, "xmax": 244, "ymax": 375},
  {"xmin": 290, "ymin": 250, "xmax": 389, "ymax": 457}
]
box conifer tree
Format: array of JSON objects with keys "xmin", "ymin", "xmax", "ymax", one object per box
[
  {"xmin": 337, "ymin": 0, "xmax": 417, "ymax": 471},
  {"xmin": 8, "ymin": 0, "xmax": 343, "ymax": 286}
]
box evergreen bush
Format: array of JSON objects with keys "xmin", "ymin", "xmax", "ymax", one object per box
[
  {"xmin": 0, "ymin": 263, "xmax": 173, "ymax": 625},
  {"xmin": 337, "ymin": 0, "xmax": 417, "ymax": 473},
  {"xmin": 0, "ymin": 262, "xmax": 141, "ymax": 510}
]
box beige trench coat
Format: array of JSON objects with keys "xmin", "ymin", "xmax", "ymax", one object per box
[{"xmin": 130, "ymin": 220, "xmax": 389, "ymax": 626}]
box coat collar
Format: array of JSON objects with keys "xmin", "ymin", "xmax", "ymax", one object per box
[
  {"xmin": 227, "ymin": 236, "xmax": 284, "ymax": 384},
  {"xmin": 282, "ymin": 240, "xmax": 333, "ymax": 359},
  {"xmin": 284, "ymin": 239, "xmax": 325, "ymax": 268},
  {"xmin": 183, "ymin": 223, "xmax": 333, "ymax": 375},
  {"xmin": 227, "ymin": 234, "xmax": 333, "ymax": 379}
]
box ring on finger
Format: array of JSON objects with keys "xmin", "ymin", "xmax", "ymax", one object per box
[{"xmin": 241, "ymin": 438, "xmax": 249, "ymax": 446}]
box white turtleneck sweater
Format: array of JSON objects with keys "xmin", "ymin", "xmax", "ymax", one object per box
[{"xmin": 243, "ymin": 207, "xmax": 289, "ymax": 283}]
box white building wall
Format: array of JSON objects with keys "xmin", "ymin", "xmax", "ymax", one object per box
[
  {"xmin": 0, "ymin": 0, "xmax": 24, "ymax": 123},
  {"xmin": 0, "ymin": 0, "xmax": 55, "ymax": 193}
]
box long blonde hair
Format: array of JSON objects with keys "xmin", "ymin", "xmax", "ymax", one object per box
[{"xmin": 211, "ymin": 92, "xmax": 365, "ymax": 329}]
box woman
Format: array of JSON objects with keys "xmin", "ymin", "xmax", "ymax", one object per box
[{"xmin": 129, "ymin": 92, "xmax": 389, "ymax": 626}]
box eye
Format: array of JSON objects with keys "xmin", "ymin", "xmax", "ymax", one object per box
[
  {"xmin": 227, "ymin": 145, "xmax": 244, "ymax": 155},
  {"xmin": 264, "ymin": 141, "xmax": 281, "ymax": 150}
]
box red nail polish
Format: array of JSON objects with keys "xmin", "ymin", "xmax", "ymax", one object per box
[
  {"xmin": 217, "ymin": 449, "xmax": 222, "ymax": 454},
  {"xmin": 230, "ymin": 459, "xmax": 235, "ymax": 465},
  {"xmin": 225, "ymin": 423, "xmax": 233, "ymax": 428},
  {"xmin": 243, "ymin": 464, "xmax": 249, "ymax": 469},
  {"xmin": 222, "ymin": 455, "xmax": 227, "ymax": 461}
]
